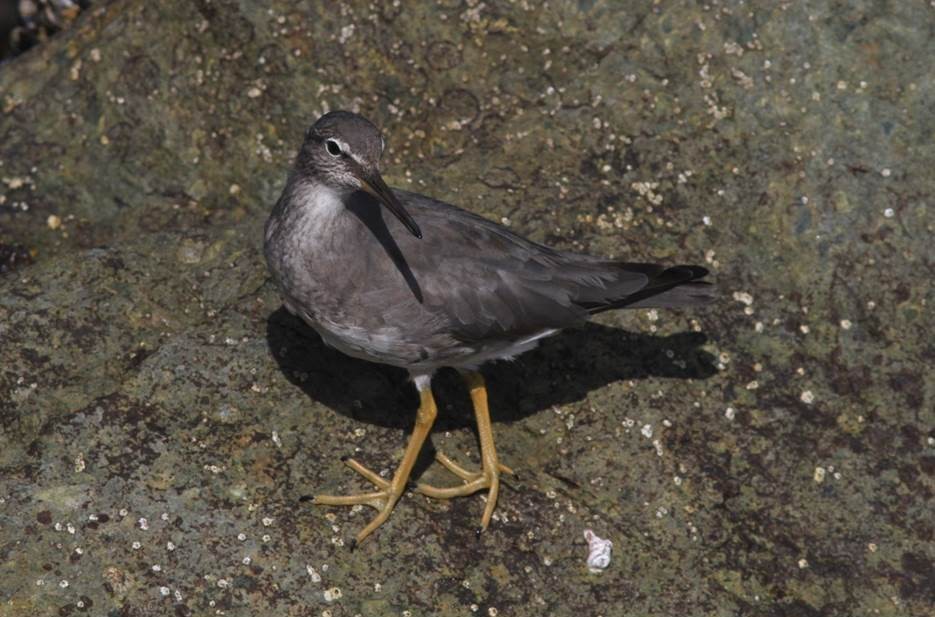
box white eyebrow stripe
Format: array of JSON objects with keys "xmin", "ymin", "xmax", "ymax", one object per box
[{"xmin": 326, "ymin": 137, "xmax": 365, "ymax": 165}]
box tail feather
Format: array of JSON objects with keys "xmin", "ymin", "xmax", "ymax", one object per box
[
  {"xmin": 581, "ymin": 264, "xmax": 715, "ymax": 313},
  {"xmin": 620, "ymin": 280, "xmax": 716, "ymax": 309}
]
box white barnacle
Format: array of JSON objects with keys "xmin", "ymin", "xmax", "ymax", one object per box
[{"xmin": 583, "ymin": 529, "xmax": 613, "ymax": 573}]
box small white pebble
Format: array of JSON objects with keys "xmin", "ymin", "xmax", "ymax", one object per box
[
  {"xmin": 47, "ymin": 214, "xmax": 62, "ymax": 230},
  {"xmin": 725, "ymin": 407, "xmax": 736, "ymax": 421},
  {"xmin": 868, "ymin": 543, "xmax": 878, "ymax": 553},
  {"xmin": 307, "ymin": 565, "xmax": 322, "ymax": 583},
  {"xmin": 138, "ymin": 518, "xmax": 149, "ymax": 530},
  {"xmin": 883, "ymin": 208, "xmax": 894, "ymax": 218},
  {"xmin": 801, "ymin": 390, "xmax": 815, "ymax": 405},
  {"xmin": 881, "ymin": 168, "xmax": 891, "ymax": 177},
  {"xmin": 166, "ymin": 541, "xmax": 176, "ymax": 551},
  {"xmin": 323, "ymin": 587, "xmax": 342, "ymax": 602},
  {"xmin": 262, "ymin": 517, "xmax": 274, "ymax": 526},
  {"xmin": 59, "ymin": 580, "xmax": 69, "ymax": 588},
  {"xmin": 132, "ymin": 541, "xmax": 141, "ymax": 550},
  {"xmin": 840, "ymin": 319, "xmax": 852, "ymax": 330},
  {"xmin": 814, "ymin": 467, "xmax": 826, "ymax": 483},
  {"xmin": 641, "ymin": 424, "xmax": 653, "ymax": 438},
  {"xmin": 160, "ymin": 586, "xmax": 170, "ymax": 596},
  {"xmin": 152, "ymin": 564, "xmax": 162, "ymax": 572},
  {"xmin": 798, "ymin": 558, "xmax": 809, "ymax": 569}
]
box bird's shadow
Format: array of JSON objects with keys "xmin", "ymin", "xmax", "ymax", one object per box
[{"xmin": 265, "ymin": 306, "xmax": 716, "ymax": 433}]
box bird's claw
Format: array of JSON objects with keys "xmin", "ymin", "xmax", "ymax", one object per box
[
  {"xmin": 311, "ymin": 457, "xmax": 404, "ymax": 544},
  {"xmin": 416, "ymin": 451, "xmax": 511, "ymax": 530}
]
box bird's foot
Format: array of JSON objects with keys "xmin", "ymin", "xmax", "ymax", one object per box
[
  {"xmin": 312, "ymin": 457, "xmax": 405, "ymax": 544},
  {"xmin": 416, "ymin": 451, "xmax": 513, "ymax": 530}
]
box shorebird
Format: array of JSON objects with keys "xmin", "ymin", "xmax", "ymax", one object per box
[{"xmin": 264, "ymin": 111, "xmax": 714, "ymax": 545}]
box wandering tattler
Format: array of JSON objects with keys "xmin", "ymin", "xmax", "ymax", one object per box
[{"xmin": 265, "ymin": 111, "xmax": 715, "ymax": 545}]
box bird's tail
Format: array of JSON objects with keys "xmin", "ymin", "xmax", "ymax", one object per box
[{"xmin": 588, "ymin": 264, "xmax": 715, "ymax": 313}]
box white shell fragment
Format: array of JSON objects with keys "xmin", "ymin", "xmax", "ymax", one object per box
[{"xmin": 583, "ymin": 529, "xmax": 613, "ymax": 573}]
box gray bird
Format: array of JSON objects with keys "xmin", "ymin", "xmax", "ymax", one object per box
[{"xmin": 265, "ymin": 111, "xmax": 714, "ymax": 545}]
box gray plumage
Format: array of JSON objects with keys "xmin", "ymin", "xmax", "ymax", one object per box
[{"xmin": 264, "ymin": 111, "xmax": 714, "ymax": 376}]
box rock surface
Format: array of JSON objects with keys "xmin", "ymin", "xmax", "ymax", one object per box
[{"xmin": 1, "ymin": 1, "xmax": 932, "ymax": 616}]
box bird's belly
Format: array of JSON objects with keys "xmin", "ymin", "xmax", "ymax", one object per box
[{"xmin": 291, "ymin": 301, "xmax": 415, "ymax": 367}]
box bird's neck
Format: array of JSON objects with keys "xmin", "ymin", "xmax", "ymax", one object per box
[
  {"xmin": 265, "ymin": 176, "xmax": 355, "ymax": 257},
  {"xmin": 287, "ymin": 177, "xmax": 350, "ymax": 220}
]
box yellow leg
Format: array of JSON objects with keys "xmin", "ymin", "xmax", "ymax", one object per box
[
  {"xmin": 313, "ymin": 383, "xmax": 437, "ymax": 546},
  {"xmin": 417, "ymin": 370, "xmax": 511, "ymax": 531}
]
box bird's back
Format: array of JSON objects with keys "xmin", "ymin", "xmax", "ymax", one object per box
[{"xmin": 383, "ymin": 189, "xmax": 714, "ymax": 343}]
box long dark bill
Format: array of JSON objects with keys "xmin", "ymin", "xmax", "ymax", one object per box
[{"xmin": 357, "ymin": 171, "xmax": 423, "ymax": 239}]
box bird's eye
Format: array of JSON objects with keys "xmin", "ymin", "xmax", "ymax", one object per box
[{"xmin": 325, "ymin": 140, "xmax": 342, "ymax": 156}]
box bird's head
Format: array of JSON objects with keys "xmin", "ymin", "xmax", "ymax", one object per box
[{"xmin": 296, "ymin": 110, "xmax": 422, "ymax": 239}]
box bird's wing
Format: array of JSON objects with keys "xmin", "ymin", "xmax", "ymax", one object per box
[{"xmin": 395, "ymin": 191, "xmax": 656, "ymax": 342}]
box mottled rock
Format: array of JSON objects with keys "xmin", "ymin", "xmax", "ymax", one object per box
[{"xmin": 1, "ymin": 1, "xmax": 933, "ymax": 616}]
